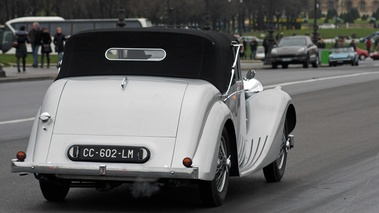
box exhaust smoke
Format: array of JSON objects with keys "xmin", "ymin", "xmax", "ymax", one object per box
[{"xmin": 129, "ymin": 181, "xmax": 161, "ymax": 198}]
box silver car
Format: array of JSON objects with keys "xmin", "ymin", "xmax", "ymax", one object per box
[
  {"xmin": 271, "ymin": 35, "xmax": 319, "ymax": 69},
  {"xmin": 11, "ymin": 28, "xmax": 296, "ymax": 207}
]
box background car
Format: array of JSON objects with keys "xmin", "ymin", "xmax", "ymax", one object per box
[
  {"xmin": 270, "ymin": 35, "xmax": 319, "ymax": 69},
  {"xmin": 318, "ymin": 23, "xmax": 336, "ymax": 29},
  {"xmin": 359, "ymin": 31, "xmax": 379, "ymax": 43},
  {"xmin": 370, "ymin": 51, "xmax": 379, "ymax": 60},
  {"xmin": 255, "ymin": 46, "xmax": 265, "ymax": 60},
  {"xmin": 243, "ymin": 35, "xmax": 263, "ymax": 43},
  {"xmin": 356, "ymin": 47, "xmax": 369, "ymax": 60},
  {"xmin": 328, "ymin": 47, "xmax": 359, "ymax": 66}
]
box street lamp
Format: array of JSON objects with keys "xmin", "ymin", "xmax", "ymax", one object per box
[
  {"xmin": 117, "ymin": 7, "xmax": 125, "ymax": 28},
  {"xmin": 238, "ymin": 0, "xmax": 243, "ymax": 35},
  {"xmin": 227, "ymin": 0, "xmax": 243, "ymax": 34},
  {"xmin": 312, "ymin": 0, "xmax": 319, "ymax": 44},
  {"xmin": 203, "ymin": 0, "xmax": 212, "ymax": 30},
  {"xmin": 263, "ymin": 0, "xmax": 275, "ymax": 65}
]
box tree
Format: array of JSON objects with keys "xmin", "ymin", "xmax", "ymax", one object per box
[
  {"xmin": 349, "ymin": 8, "xmax": 360, "ymax": 20},
  {"xmin": 372, "ymin": 8, "xmax": 379, "ymax": 19},
  {"xmin": 326, "ymin": 9, "xmax": 338, "ymax": 20},
  {"xmin": 0, "ymin": 0, "xmax": 311, "ymax": 33}
]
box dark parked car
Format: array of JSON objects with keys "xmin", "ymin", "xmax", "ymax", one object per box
[
  {"xmin": 359, "ymin": 31, "xmax": 379, "ymax": 43},
  {"xmin": 270, "ymin": 36, "xmax": 319, "ymax": 69}
]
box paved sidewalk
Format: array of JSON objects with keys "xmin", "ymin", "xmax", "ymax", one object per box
[
  {"xmin": 0, "ymin": 65, "xmax": 58, "ymax": 83},
  {"xmin": 0, "ymin": 60, "xmax": 266, "ymax": 83}
]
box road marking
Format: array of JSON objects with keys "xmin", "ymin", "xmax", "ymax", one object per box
[
  {"xmin": 0, "ymin": 117, "xmax": 35, "ymax": 125},
  {"xmin": 2, "ymin": 71, "xmax": 379, "ymax": 126},
  {"xmin": 265, "ymin": 71, "xmax": 379, "ymax": 89}
]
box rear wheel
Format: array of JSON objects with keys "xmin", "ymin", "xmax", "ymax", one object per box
[
  {"xmin": 359, "ymin": 54, "xmax": 366, "ymax": 61},
  {"xmin": 39, "ymin": 179, "xmax": 70, "ymax": 201},
  {"xmin": 200, "ymin": 128, "xmax": 230, "ymax": 207},
  {"xmin": 282, "ymin": 63, "xmax": 288, "ymax": 69},
  {"xmin": 272, "ymin": 63, "xmax": 278, "ymax": 69},
  {"xmin": 263, "ymin": 121, "xmax": 289, "ymax": 182}
]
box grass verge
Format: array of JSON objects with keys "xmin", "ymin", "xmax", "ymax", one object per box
[{"xmin": 0, "ymin": 53, "xmax": 58, "ymax": 67}]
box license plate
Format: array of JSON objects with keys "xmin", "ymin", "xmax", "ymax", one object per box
[
  {"xmin": 338, "ymin": 60, "xmax": 343, "ymax": 63},
  {"xmin": 282, "ymin": 58, "xmax": 292, "ymax": 61},
  {"xmin": 68, "ymin": 145, "xmax": 150, "ymax": 163}
]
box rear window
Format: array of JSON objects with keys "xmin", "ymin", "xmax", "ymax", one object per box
[{"xmin": 105, "ymin": 48, "xmax": 166, "ymax": 61}]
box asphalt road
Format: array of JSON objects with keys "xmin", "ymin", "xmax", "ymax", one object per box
[{"xmin": 1, "ymin": 60, "xmax": 379, "ymax": 212}]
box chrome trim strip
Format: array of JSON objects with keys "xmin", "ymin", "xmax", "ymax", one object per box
[
  {"xmin": 222, "ymin": 42, "xmax": 241, "ymax": 99},
  {"xmin": 11, "ymin": 160, "xmax": 198, "ymax": 180}
]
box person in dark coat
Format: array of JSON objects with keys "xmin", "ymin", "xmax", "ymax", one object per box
[
  {"xmin": 349, "ymin": 39, "xmax": 357, "ymax": 51},
  {"xmin": 317, "ymin": 38, "xmax": 326, "ymax": 49},
  {"xmin": 28, "ymin": 22, "xmax": 41, "ymax": 68},
  {"xmin": 249, "ymin": 38, "xmax": 258, "ymax": 59},
  {"xmin": 40, "ymin": 27, "xmax": 52, "ymax": 68},
  {"xmin": 263, "ymin": 37, "xmax": 268, "ymax": 59},
  {"xmin": 15, "ymin": 26, "xmax": 30, "ymax": 72},
  {"xmin": 53, "ymin": 27, "xmax": 66, "ymax": 67}
]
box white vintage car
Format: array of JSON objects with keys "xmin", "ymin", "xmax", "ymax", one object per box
[{"xmin": 11, "ymin": 28, "xmax": 296, "ymax": 206}]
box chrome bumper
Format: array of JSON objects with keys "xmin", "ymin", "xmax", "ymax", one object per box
[{"xmin": 11, "ymin": 160, "xmax": 198, "ymax": 181}]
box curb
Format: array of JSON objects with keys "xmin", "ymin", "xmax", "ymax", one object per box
[{"xmin": 0, "ymin": 75, "xmax": 57, "ymax": 83}]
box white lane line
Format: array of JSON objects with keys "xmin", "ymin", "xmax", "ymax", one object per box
[
  {"xmin": 2, "ymin": 72, "xmax": 379, "ymax": 125},
  {"xmin": 265, "ymin": 71, "xmax": 379, "ymax": 89},
  {"xmin": 0, "ymin": 117, "xmax": 35, "ymax": 125}
]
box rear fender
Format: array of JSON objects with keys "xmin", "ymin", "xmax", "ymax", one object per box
[
  {"xmin": 25, "ymin": 80, "xmax": 67, "ymax": 163},
  {"xmin": 192, "ymin": 101, "xmax": 232, "ymax": 180}
]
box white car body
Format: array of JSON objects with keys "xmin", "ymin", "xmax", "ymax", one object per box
[{"xmin": 11, "ymin": 28, "xmax": 296, "ymax": 206}]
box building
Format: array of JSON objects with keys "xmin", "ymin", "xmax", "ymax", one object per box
[{"xmin": 319, "ymin": 0, "xmax": 379, "ymax": 16}]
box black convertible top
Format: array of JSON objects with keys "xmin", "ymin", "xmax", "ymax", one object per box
[{"xmin": 56, "ymin": 28, "xmax": 237, "ymax": 93}]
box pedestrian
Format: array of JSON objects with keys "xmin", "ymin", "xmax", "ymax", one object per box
[
  {"xmin": 249, "ymin": 38, "xmax": 257, "ymax": 60},
  {"xmin": 239, "ymin": 37, "xmax": 246, "ymax": 59},
  {"xmin": 366, "ymin": 36, "xmax": 372, "ymax": 54},
  {"xmin": 349, "ymin": 39, "xmax": 356, "ymax": 51},
  {"xmin": 53, "ymin": 27, "xmax": 66, "ymax": 67},
  {"xmin": 317, "ymin": 37, "xmax": 326, "ymax": 49},
  {"xmin": 40, "ymin": 27, "xmax": 52, "ymax": 68},
  {"xmin": 263, "ymin": 37, "xmax": 268, "ymax": 59},
  {"xmin": 28, "ymin": 22, "xmax": 41, "ymax": 68},
  {"xmin": 14, "ymin": 26, "xmax": 30, "ymax": 72},
  {"xmin": 333, "ymin": 38, "xmax": 339, "ymax": 48}
]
